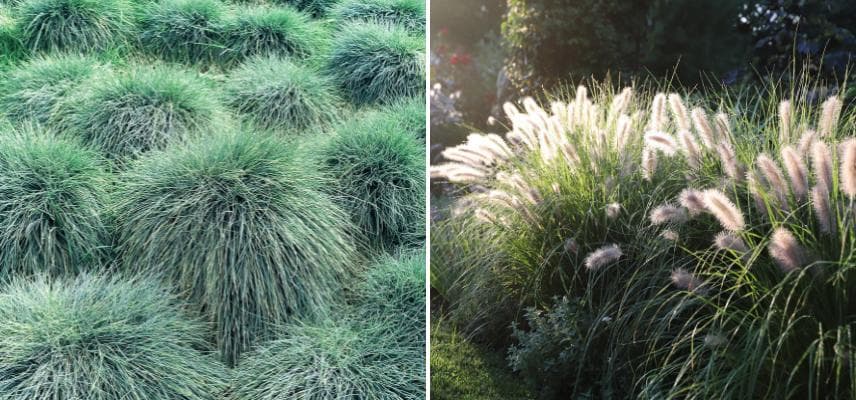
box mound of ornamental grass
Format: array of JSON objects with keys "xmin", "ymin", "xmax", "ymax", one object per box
[
  {"xmin": 0, "ymin": 273, "xmax": 227, "ymax": 400},
  {"xmin": 317, "ymin": 110, "xmax": 425, "ymax": 250},
  {"xmin": 115, "ymin": 130, "xmax": 357, "ymax": 367},
  {"xmin": 0, "ymin": 7, "xmax": 21, "ymax": 64},
  {"xmin": 369, "ymin": 96, "xmax": 426, "ymax": 139},
  {"xmin": 331, "ymin": 0, "xmax": 424, "ymax": 33},
  {"xmin": 221, "ymin": 4, "xmax": 325, "ymax": 66},
  {"xmin": 231, "ymin": 318, "xmax": 424, "ymax": 400},
  {"xmin": 0, "ymin": 127, "xmax": 110, "ymax": 279},
  {"xmin": 138, "ymin": 0, "xmax": 225, "ymax": 65},
  {"xmin": 327, "ymin": 21, "xmax": 424, "ymax": 105},
  {"xmin": 60, "ymin": 64, "xmax": 221, "ymax": 162},
  {"xmin": 356, "ymin": 251, "xmax": 426, "ymax": 342},
  {"xmin": 0, "ymin": 55, "xmax": 103, "ymax": 124},
  {"xmin": 273, "ymin": 0, "xmax": 337, "ymax": 17},
  {"xmin": 224, "ymin": 56, "xmax": 339, "ymax": 132},
  {"xmin": 16, "ymin": 0, "xmax": 132, "ymax": 53}
]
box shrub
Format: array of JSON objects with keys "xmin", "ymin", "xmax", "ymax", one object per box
[
  {"xmin": 331, "ymin": 0, "xmax": 424, "ymax": 33},
  {"xmin": 317, "ymin": 110, "xmax": 425, "ymax": 250},
  {"xmin": 0, "ymin": 128, "xmax": 110, "ymax": 279},
  {"xmin": 138, "ymin": 0, "xmax": 225, "ymax": 65},
  {"xmin": 231, "ymin": 318, "xmax": 425, "ymax": 400},
  {"xmin": 115, "ymin": 130, "xmax": 357, "ymax": 367},
  {"xmin": 327, "ymin": 21, "xmax": 425, "ymax": 105},
  {"xmin": 16, "ymin": 0, "xmax": 132, "ymax": 53},
  {"xmin": 224, "ymin": 57, "xmax": 339, "ymax": 132},
  {"xmin": 0, "ymin": 55, "xmax": 102, "ymax": 125},
  {"xmin": 272, "ymin": 0, "xmax": 337, "ymax": 18},
  {"xmin": 60, "ymin": 64, "xmax": 221, "ymax": 162},
  {"xmin": 221, "ymin": 5, "xmax": 325, "ymax": 66},
  {"xmin": 0, "ymin": 273, "xmax": 227, "ymax": 399},
  {"xmin": 356, "ymin": 251, "xmax": 426, "ymax": 341}
]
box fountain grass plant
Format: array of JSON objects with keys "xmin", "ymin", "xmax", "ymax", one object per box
[
  {"xmin": 221, "ymin": 4, "xmax": 325, "ymax": 66},
  {"xmin": 316, "ymin": 108, "xmax": 425, "ymax": 250},
  {"xmin": 0, "ymin": 126, "xmax": 110, "ymax": 279},
  {"xmin": 0, "ymin": 273, "xmax": 227, "ymax": 399},
  {"xmin": 138, "ymin": 0, "xmax": 225, "ymax": 65},
  {"xmin": 59, "ymin": 63, "xmax": 222, "ymax": 162},
  {"xmin": 230, "ymin": 317, "xmax": 425, "ymax": 400},
  {"xmin": 224, "ymin": 56, "xmax": 340, "ymax": 132},
  {"xmin": 331, "ymin": 0, "xmax": 424, "ymax": 33},
  {"xmin": 0, "ymin": 55, "xmax": 103, "ymax": 125},
  {"xmin": 327, "ymin": 21, "xmax": 424, "ymax": 105},
  {"xmin": 16, "ymin": 0, "xmax": 133, "ymax": 53},
  {"xmin": 114, "ymin": 129, "xmax": 358, "ymax": 367}
]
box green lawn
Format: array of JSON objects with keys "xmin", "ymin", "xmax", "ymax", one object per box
[{"xmin": 431, "ymin": 319, "xmax": 534, "ymax": 400}]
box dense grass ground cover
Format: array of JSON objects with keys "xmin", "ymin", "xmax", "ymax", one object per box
[
  {"xmin": 0, "ymin": 0, "xmax": 426, "ymax": 398},
  {"xmin": 431, "ymin": 78, "xmax": 856, "ymax": 399}
]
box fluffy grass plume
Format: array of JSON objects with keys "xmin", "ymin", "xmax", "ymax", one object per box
[
  {"xmin": 139, "ymin": 0, "xmax": 225, "ymax": 64},
  {"xmin": 221, "ymin": 4, "xmax": 325, "ymax": 66},
  {"xmin": 231, "ymin": 318, "xmax": 425, "ymax": 400},
  {"xmin": 331, "ymin": 0, "xmax": 425, "ymax": 33},
  {"xmin": 17, "ymin": 0, "xmax": 132, "ymax": 53},
  {"xmin": 224, "ymin": 56, "xmax": 339, "ymax": 131},
  {"xmin": 0, "ymin": 273, "xmax": 226, "ymax": 399},
  {"xmin": 0, "ymin": 55, "xmax": 102, "ymax": 125},
  {"xmin": 317, "ymin": 111, "xmax": 426, "ymax": 249},
  {"xmin": 61, "ymin": 64, "xmax": 221, "ymax": 162},
  {"xmin": 327, "ymin": 21, "xmax": 425, "ymax": 105},
  {"xmin": 115, "ymin": 130, "xmax": 357, "ymax": 366},
  {"xmin": 0, "ymin": 128, "xmax": 110, "ymax": 279},
  {"xmin": 356, "ymin": 250, "xmax": 426, "ymax": 341}
]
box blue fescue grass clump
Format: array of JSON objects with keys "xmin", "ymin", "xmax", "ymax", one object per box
[
  {"xmin": 0, "ymin": 55, "xmax": 102, "ymax": 125},
  {"xmin": 231, "ymin": 318, "xmax": 425, "ymax": 400},
  {"xmin": 331, "ymin": 0, "xmax": 424, "ymax": 33},
  {"xmin": 16, "ymin": 0, "xmax": 132, "ymax": 53},
  {"xmin": 0, "ymin": 127, "xmax": 110, "ymax": 279},
  {"xmin": 370, "ymin": 96, "xmax": 426, "ymax": 139},
  {"xmin": 356, "ymin": 251, "xmax": 426, "ymax": 341},
  {"xmin": 272, "ymin": 0, "xmax": 337, "ymax": 18},
  {"xmin": 224, "ymin": 57, "xmax": 340, "ymax": 132},
  {"xmin": 138, "ymin": 0, "xmax": 225, "ymax": 65},
  {"xmin": 0, "ymin": 273, "xmax": 227, "ymax": 399},
  {"xmin": 317, "ymin": 110, "xmax": 425, "ymax": 250},
  {"xmin": 59, "ymin": 64, "xmax": 222, "ymax": 162},
  {"xmin": 0, "ymin": 7, "xmax": 22, "ymax": 64},
  {"xmin": 115, "ymin": 130, "xmax": 358, "ymax": 367},
  {"xmin": 221, "ymin": 4, "xmax": 326, "ymax": 66},
  {"xmin": 327, "ymin": 21, "xmax": 425, "ymax": 105}
]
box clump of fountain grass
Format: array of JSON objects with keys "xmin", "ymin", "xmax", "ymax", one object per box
[
  {"xmin": 230, "ymin": 318, "xmax": 425, "ymax": 400},
  {"xmin": 0, "ymin": 127, "xmax": 110, "ymax": 279},
  {"xmin": 327, "ymin": 21, "xmax": 424, "ymax": 105},
  {"xmin": 317, "ymin": 110, "xmax": 425, "ymax": 250},
  {"xmin": 0, "ymin": 273, "xmax": 227, "ymax": 400},
  {"xmin": 356, "ymin": 250, "xmax": 426, "ymax": 342},
  {"xmin": 221, "ymin": 4, "xmax": 326, "ymax": 66},
  {"xmin": 115, "ymin": 130, "xmax": 357, "ymax": 367},
  {"xmin": 60, "ymin": 64, "xmax": 221, "ymax": 162},
  {"xmin": 0, "ymin": 55, "xmax": 103, "ymax": 125},
  {"xmin": 331, "ymin": 0, "xmax": 424, "ymax": 33},
  {"xmin": 224, "ymin": 56, "xmax": 339, "ymax": 132},
  {"xmin": 138, "ymin": 0, "xmax": 225, "ymax": 65},
  {"xmin": 16, "ymin": 0, "xmax": 132, "ymax": 53}
]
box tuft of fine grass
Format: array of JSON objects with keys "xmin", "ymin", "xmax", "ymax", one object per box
[
  {"xmin": 331, "ymin": 0, "xmax": 424, "ymax": 33},
  {"xmin": 221, "ymin": 4, "xmax": 326, "ymax": 66},
  {"xmin": 231, "ymin": 318, "xmax": 425, "ymax": 400},
  {"xmin": 138, "ymin": 0, "xmax": 225, "ymax": 65},
  {"xmin": 367, "ymin": 96, "xmax": 426, "ymax": 139},
  {"xmin": 0, "ymin": 127, "xmax": 110, "ymax": 279},
  {"xmin": 59, "ymin": 64, "xmax": 222, "ymax": 162},
  {"xmin": 0, "ymin": 55, "xmax": 103, "ymax": 125},
  {"xmin": 327, "ymin": 21, "xmax": 425, "ymax": 105},
  {"xmin": 272, "ymin": 0, "xmax": 338, "ymax": 17},
  {"xmin": 224, "ymin": 56, "xmax": 340, "ymax": 132},
  {"xmin": 16, "ymin": 0, "xmax": 132, "ymax": 53},
  {"xmin": 115, "ymin": 130, "xmax": 357, "ymax": 367},
  {"xmin": 356, "ymin": 250, "xmax": 426, "ymax": 342},
  {"xmin": 316, "ymin": 110, "xmax": 425, "ymax": 250},
  {"xmin": 0, "ymin": 273, "xmax": 227, "ymax": 400},
  {"xmin": 0, "ymin": 7, "xmax": 22, "ymax": 65}
]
